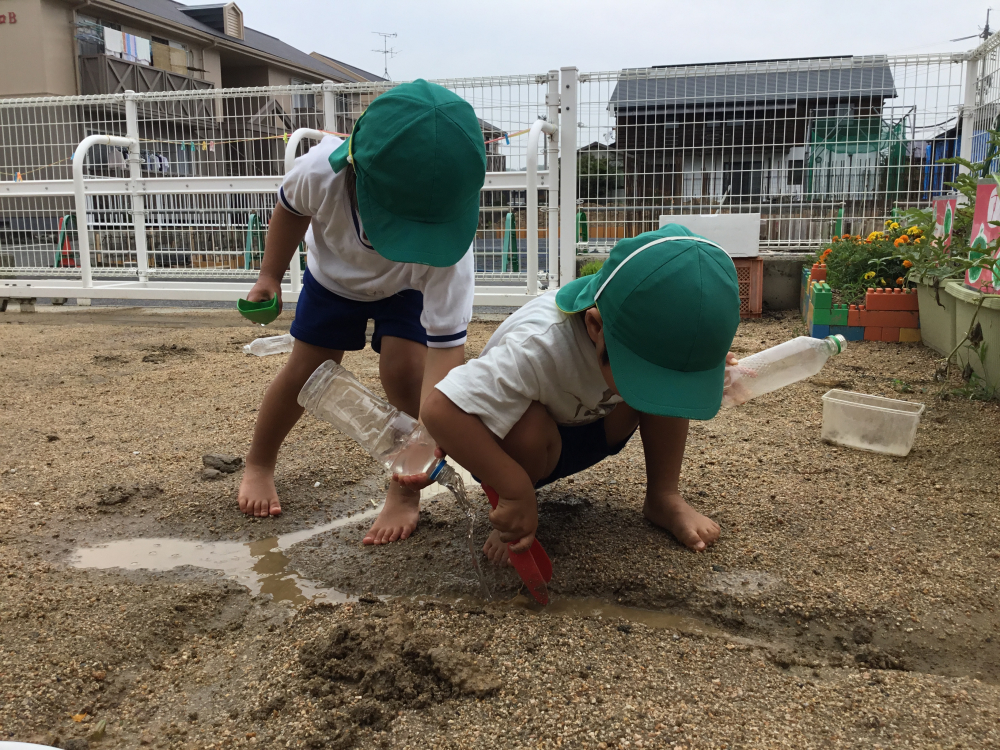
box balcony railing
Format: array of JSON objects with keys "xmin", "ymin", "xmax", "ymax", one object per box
[{"xmin": 79, "ymin": 55, "xmax": 214, "ymax": 97}]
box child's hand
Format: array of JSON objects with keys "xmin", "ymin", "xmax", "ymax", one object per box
[
  {"xmin": 489, "ymin": 486, "xmax": 538, "ymax": 553},
  {"xmin": 726, "ymin": 351, "xmax": 739, "ymax": 366},
  {"xmin": 247, "ymin": 275, "xmax": 283, "ymax": 309},
  {"xmin": 393, "ymin": 448, "xmax": 447, "ymax": 491}
]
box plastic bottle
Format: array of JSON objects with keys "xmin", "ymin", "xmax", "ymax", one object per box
[
  {"xmin": 722, "ymin": 335, "xmax": 846, "ymax": 407},
  {"xmin": 243, "ymin": 334, "xmax": 294, "ymax": 357},
  {"xmin": 297, "ymin": 360, "xmax": 445, "ymax": 480},
  {"xmin": 298, "ymin": 360, "xmax": 492, "ymax": 601}
]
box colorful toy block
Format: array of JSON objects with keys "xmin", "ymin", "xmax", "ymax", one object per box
[
  {"xmin": 829, "ymin": 303, "xmax": 849, "ymax": 326},
  {"xmin": 800, "ymin": 269, "xmax": 922, "ymax": 346},
  {"xmin": 811, "ymin": 305, "xmax": 831, "ymax": 325},
  {"xmin": 811, "ymin": 281, "xmax": 832, "ymax": 310},
  {"xmin": 858, "ymin": 308, "xmax": 920, "ymax": 329},
  {"xmin": 809, "ymin": 322, "xmax": 830, "ymax": 339},
  {"xmin": 865, "ymin": 287, "xmax": 919, "ymax": 311}
]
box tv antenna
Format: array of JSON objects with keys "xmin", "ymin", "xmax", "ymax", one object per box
[
  {"xmin": 372, "ymin": 32, "xmax": 400, "ymax": 80},
  {"xmin": 951, "ymin": 8, "xmax": 993, "ymax": 42}
]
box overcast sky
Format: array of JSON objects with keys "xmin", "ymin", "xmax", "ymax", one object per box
[{"xmin": 221, "ymin": 0, "xmax": 994, "ymax": 80}]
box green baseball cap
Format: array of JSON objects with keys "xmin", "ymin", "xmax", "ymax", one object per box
[
  {"xmin": 329, "ymin": 79, "xmax": 487, "ymax": 267},
  {"xmin": 556, "ymin": 224, "xmax": 741, "ymax": 419}
]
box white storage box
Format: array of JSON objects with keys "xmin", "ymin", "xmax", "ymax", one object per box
[
  {"xmin": 658, "ymin": 213, "xmax": 760, "ymax": 257},
  {"xmin": 821, "ymin": 389, "xmax": 925, "ymax": 457}
]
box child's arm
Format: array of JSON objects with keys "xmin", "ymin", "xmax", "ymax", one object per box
[
  {"xmin": 422, "ymin": 389, "xmax": 538, "ymax": 550},
  {"xmin": 639, "ymin": 413, "xmax": 689, "ymax": 497},
  {"xmin": 421, "ymin": 346, "xmax": 465, "ymax": 409},
  {"xmin": 246, "ymin": 203, "xmax": 311, "ymax": 306}
]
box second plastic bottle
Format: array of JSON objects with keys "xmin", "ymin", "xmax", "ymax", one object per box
[
  {"xmin": 722, "ymin": 335, "xmax": 846, "ymax": 407},
  {"xmin": 297, "ymin": 360, "xmax": 445, "ymax": 480}
]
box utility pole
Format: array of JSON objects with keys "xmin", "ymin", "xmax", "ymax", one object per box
[{"xmin": 372, "ymin": 32, "xmax": 399, "ymax": 80}]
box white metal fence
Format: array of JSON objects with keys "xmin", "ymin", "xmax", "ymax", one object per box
[
  {"xmin": 574, "ymin": 54, "xmax": 971, "ymax": 252},
  {"xmin": 0, "ymin": 51, "xmax": 990, "ymax": 304},
  {"xmin": 1, "ymin": 73, "xmax": 565, "ymax": 303}
]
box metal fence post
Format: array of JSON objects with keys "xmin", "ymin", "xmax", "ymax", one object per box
[
  {"xmin": 546, "ymin": 69, "xmax": 560, "ymax": 288},
  {"xmin": 559, "ymin": 67, "xmax": 578, "ymax": 288},
  {"xmin": 322, "ymin": 81, "xmax": 338, "ymax": 133},
  {"xmin": 124, "ymin": 91, "xmax": 149, "ymax": 283},
  {"xmin": 959, "ymin": 54, "xmax": 980, "ymax": 174}
]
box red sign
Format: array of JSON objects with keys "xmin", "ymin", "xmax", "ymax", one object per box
[
  {"xmin": 0, "ymin": 12, "xmax": 17, "ymax": 24},
  {"xmin": 967, "ymin": 179, "xmax": 1000, "ymax": 293},
  {"xmin": 933, "ymin": 195, "xmax": 956, "ymax": 249}
]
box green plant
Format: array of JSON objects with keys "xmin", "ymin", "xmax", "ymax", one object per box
[
  {"xmin": 577, "ymin": 153, "xmax": 624, "ymax": 200},
  {"xmin": 579, "ymin": 259, "xmax": 604, "ymax": 276},
  {"xmin": 811, "ymin": 222, "xmax": 916, "ymax": 304},
  {"xmin": 893, "ymin": 127, "xmax": 1000, "ymax": 286},
  {"xmin": 891, "ymin": 378, "xmax": 913, "ymax": 394}
]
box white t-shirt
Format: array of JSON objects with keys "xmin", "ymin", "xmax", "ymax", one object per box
[
  {"xmin": 435, "ymin": 291, "xmax": 623, "ymax": 439},
  {"xmin": 278, "ymin": 135, "xmax": 474, "ymax": 348}
]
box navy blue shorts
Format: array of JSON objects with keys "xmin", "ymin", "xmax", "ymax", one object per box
[
  {"xmin": 290, "ymin": 268, "xmax": 426, "ymax": 353},
  {"xmin": 475, "ymin": 417, "xmax": 637, "ymax": 490},
  {"xmin": 534, "ymin": 418, "xmax": 637, "ymax": 489}
]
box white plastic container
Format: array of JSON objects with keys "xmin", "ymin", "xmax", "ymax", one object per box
[{"xmin": 821, "ymin": 389, "xmax": 925, "ymax": 456}]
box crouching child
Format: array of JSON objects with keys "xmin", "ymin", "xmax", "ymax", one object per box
[{"xmin": 419, "ymin": 225, "xmax": 741, "ymax": 560}]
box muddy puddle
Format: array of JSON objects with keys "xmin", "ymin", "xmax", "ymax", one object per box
[
  {"xmin": 71, "ymin": 506, "xmax": 382, "ymax": 605},
  {"xmin": 69, "ymin": 467, "xmax": 729, "ymax": 639}
]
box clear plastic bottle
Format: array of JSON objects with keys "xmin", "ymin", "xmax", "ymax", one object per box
[
  {"xmin": 243, "ymin": 333, "xmax": 294, "ymax": 357},
  {"xmin": 722, "ymin": 335, "xmax": 846, "ymax": 407},
  {"xmin": 297, "ymin": 360, "xmax": 445, "ymax": 480}
]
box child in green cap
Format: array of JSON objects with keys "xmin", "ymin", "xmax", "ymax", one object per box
[
  {"xmin": 238, "ymin": 79, "xmax": 486, "ymax": 548},
  {"xmin": 415, "ymin": 224, "xmax": 741, "ymax": 557}
]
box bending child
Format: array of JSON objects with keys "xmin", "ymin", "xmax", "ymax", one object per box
[
  {"xmin": 419, "ymin": 225, "xmax": 741, "ymax": 559},
  {"xmin": 238, "ymin": 79, "xmax": 485, "ymax": 548}
]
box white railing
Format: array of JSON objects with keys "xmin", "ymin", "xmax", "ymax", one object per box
[
  {"xmin": 3, "ymin": 52, "xmax": 989, "ymax": 305},
  {"xmin": 1, "ymin": 73, "xmax": 570, "ymax": 305}
]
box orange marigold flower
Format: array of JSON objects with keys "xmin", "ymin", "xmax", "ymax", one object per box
[
  {"xmin": 842, "ymin": 234, "xmax": 850, "ymax": 238},
  {"xmin": 902, "ymin": 259, "xmax": 913, "ymax": 268},
  {"xmin": 896, "ymin": 277, "xmax": 905, "ymax": 286}
]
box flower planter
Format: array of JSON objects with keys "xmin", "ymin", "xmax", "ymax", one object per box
[
  {"xmin": 944, "ymin": 281, "xmax": 1000, "ymax": 390},
  {"xmin": 913, "ymin": 276, "xmax": 958, "ymax": 355}
]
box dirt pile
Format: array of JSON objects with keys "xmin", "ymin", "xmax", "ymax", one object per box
[
  {"xmin": 297, "ymin": 605, "xmax": 498, "ymax": 746},
  {"xmin": 300, "ymin": 606, "xmax": 499, "ymax": 705}
]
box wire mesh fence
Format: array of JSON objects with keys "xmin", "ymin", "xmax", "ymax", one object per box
[
  {"xmin": 1, "ymin": 55, "xmax": 977, "ymax": 294},
  {"xmin": 1, "ymin": 75, "xmax": 555, "ymax": 283},
  {"xmin": 574, "ymin": 54, "xmax": 968, "ymax": 252}
]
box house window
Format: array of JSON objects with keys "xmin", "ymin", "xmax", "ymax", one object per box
[
  {"xmin": 787, "ymin": 159, "xmax": 804, "ymax": 186},
  {"xmin": 291, "ymin": 78, "xmax": 316, "ymax": 110}
]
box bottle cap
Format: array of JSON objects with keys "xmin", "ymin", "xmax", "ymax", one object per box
[
  {"xmin": 428, "ymin": 459, "xmax": 446, "ymax": 482},
  {"xmin": 825, "ymin": 334, "xmax": 847, "ymax": 354}
]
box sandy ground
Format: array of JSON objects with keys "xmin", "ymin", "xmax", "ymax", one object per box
[{"xmin": 1, "ymin": 305, "xmax": 999, "ymax": 750}]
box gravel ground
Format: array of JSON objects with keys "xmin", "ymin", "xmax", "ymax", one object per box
[{"xmin": 1, "ymin": 305, "xmax": 999, "ymax": 749}]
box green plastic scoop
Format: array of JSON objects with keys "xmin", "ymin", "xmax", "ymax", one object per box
[{"xmin": 237, "ymin": 295, "xmax": 280, "ymax": 325}]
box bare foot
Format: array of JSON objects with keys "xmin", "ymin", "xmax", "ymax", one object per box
[
  {"xmin": 643, "ymin": 492, "xmax": 720, "ymax": 551},
  {"xmin": 482, "ymin": 529, "xmax": 512, "ymax": 566},
  {"xmin": 238, "ymin": 463, "xmax": 281, "ymax": 517},
  {"xmin": 363, "ymin": 480, "xmax": 419, "ymax": 545}
]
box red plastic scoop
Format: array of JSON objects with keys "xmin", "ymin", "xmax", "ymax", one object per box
[{"xmin": 481, "ymin": 483, "xmax": 552, "ymax": 605}]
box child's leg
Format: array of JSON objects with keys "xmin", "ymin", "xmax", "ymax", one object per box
[
  {"xmin": 238, "ymin": 340, "xmax": 343, "ymax": 517},
  {"xmin": 482, "ymin": 402, "xmax": 562, "ymax": 564},
  {"xmin": 363, "ymin": 335, "xmax": 427, "ymax": 545},
  {"xmin": 632, "ymin": 409, "xmax": 720, "ymax": 551}
]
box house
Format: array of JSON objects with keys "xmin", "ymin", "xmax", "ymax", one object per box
[
  {"xmin": 605, "ymin": 56, "xmax": 916, "ymax": 238},
  {"xmin": 1, "ymin": 0, "xmax": 381, "ymax": 99},
  {"xmin": 0, "ymin": 0, "xmax": 383, "ymax": 182}
]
